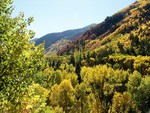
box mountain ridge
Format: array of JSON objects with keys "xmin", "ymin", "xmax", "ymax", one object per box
[
  {"xmin": 58, "ymin": 0, "xmax": 150, "ymax": 56},
  {"xmin": 35, "ymin": 24, "xmax": 96, "ymax": 55}
]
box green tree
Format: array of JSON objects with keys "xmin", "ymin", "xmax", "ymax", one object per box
[
  {"xmin": 111, "ymin": 92, "xmax": 139, "ymax": 113},
  {"xmin": 75, "ymin": 83, "xmax": 89, "ymax": 113},
  {"xmin": 75, "ymin": 61, "xmax": 82, "ymax": 84},
  {"xmin": 127, "ymin": 72, "xmax": 150, "ymax": 112},
  {"xmin": 50, "ymin": 80, "xmax": 75, "ymax": 113},
  {"xmin": 70, "ymin": 54, "xmax": 76, "ymax": 66},
  {"xmin": 21, "ymin": 84, "xmax": 49, "ymax": 113},
  {"xmin": 0, "ymin": 0, "xmax": 45, "ymax": 112},
  {"xmin": 81, "ymin": 65, "xmax": 130, "ymax": 112}
]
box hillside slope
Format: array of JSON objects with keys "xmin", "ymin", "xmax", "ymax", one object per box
[
  {"xmin": 59, "ymin": 0, "xmax": 150, "ymax": 56},
  {"xmin": 35, "ymin": 24, "xmax": 95, "ymax": 55},
  {"xmin": 37, "ymin": 1, "xmax": 150, "ymax": 112},
  {"xmin": 46, "ymin": 39, "xmax": 71, "ymax": 55}
]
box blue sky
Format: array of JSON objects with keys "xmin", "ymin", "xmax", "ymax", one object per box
[{"xmin": 13, "ymin": 0, "xmax": 136, "ymax": 38}]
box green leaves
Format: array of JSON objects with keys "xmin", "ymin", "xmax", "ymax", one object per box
[
  {"xmin": 27, "ymin": 17, "xmax": 34, "ymax": 26},
  {"xmin": 127, "ymin": 72, "xmax": 150, "ymax": 112},
  {"xmin": 0, "ymin": 0, "xmax": 45, "ymax": 112},
  {"xmin": 21, "ymin": 84, "xmax": 49, "ymax": 113}
]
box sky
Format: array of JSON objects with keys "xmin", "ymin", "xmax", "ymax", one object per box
[{"xmin": 12, "ymin": 0, "xmax": 136, "ymax": 38}]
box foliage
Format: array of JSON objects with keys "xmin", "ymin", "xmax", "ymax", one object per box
[
  {"xmin": 0, "ymin": 0, "xmax": 45, "ymax": 112},
  {"xmin": 59, "ymin": 0, "xmax": 150, "ymax": 58},
  {"xmin": 111, "ymin": 92, "xmax": 139, "ymax": 113},
  {"xmin": 1, "ymin": 0, "xmax": 150, "ymax": 113},
  {"xmin": 49, "ymin": 80, "xmax": 76, "ymax": 113},
  {"xmin": 127, "ymin": 72, "xmax": 150, "ymax": 112},
  {"xmin": 20, "ymin": 84, "xmax": 49, "ymax": 113}
]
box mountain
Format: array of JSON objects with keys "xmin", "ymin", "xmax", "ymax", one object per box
[
  {"xmin": 45, "ymin": 39, "xmax": 71, "ymax": 55},
  {"xmin": 31, "ymin": 37, "xmax": 38, "ymax": 41},
  {"xmin": 59, "ymin": 0, "xmax": 150, "ymax": 56},
  {"xmin": 35, "ymin": 24, "xmax": 95, "ymax": 55}
]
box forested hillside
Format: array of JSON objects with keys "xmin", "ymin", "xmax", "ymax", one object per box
[
  {"xmin": 0, "ymin": 0, "xmax": 150, "ymax": 113},
  {"xmin": 59, "ymin": 0, "xmax": 150, "ymax": 56},
  {"xmin": 35, "ymin": 24, "xmax": 95, "ymax": 55}
]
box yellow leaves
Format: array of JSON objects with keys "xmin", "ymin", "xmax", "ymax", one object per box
[
  {"xmin": 50, "ymin": 80, "xmax": 75, "ymax": 113},
  {"xmin": 26, "ymin": 105, "xmax": 33, "ymax": 109},
  {"xmin": 81, "ymin": 65, "xmax": 108, "ymax": 85},
  {"xmin": 81, "ymin": 65, "xmax": 128, "ymax": 88},
  {"xmin": 103, "ymin": 83, "xmax": 114, "ymax": 96},
  {"xmin": 111, "ymin": 92, "xmax": 138, "ymax": 113},
  {"xmin": 59, "ymin": 80, "xmax": 75, "ymax": 93},
  {"xmin": 141, "ymin": 24, "xmax": 147, "ymax": 30},
  {"xmin": 108, "ymin": 55, "xmax": 150, "ymax": 75},
  {"xmin": 80, "ymin": 65, "xmax": 131, "ymax": 112},
  {"xmin": 46, "ymin": 63, "xmax": 150, "ymax": 112},
  {"xmin": 75, "ymin": 83, "xmax": 87, "ymax": 96},
  {"xmin": 21, "ymin": 84, "xmax": 49, "ymax": 112},
  {"xmin": 127, "ymin": 71, "xmax": 141, "ymax": 88}
]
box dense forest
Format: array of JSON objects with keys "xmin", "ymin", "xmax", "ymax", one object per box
[{"xmin": 0, "ymin": 0, "xmax": 150, "ymax": 113}]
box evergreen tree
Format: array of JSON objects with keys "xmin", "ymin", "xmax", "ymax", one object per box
[
  {"xmin": 75, "ymin": 61, "xmax": 82, "ymax": 84},
  {"xmin": 70, "ymin": 54, "xmax": 76, "ymax": 66}
]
